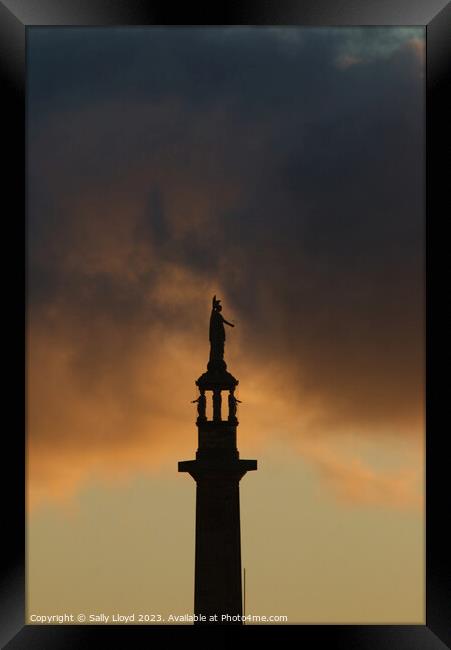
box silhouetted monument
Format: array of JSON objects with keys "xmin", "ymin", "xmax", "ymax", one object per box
[{"xmin": 179, "ymin": 296, "xmax": 257, "ymax": 625}]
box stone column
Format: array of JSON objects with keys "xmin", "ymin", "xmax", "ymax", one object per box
[
  {"xmin": 212, "ymin": 389, "xmax": 222, "ymax": 422},
  {"xmin": 178, "ymin": 458, "xmax": 257, "ymax": 624}
]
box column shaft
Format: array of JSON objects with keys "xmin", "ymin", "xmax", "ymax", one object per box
[{"xmin": 194, "ymin": 475, "xmax": 243, "ymax": 623}]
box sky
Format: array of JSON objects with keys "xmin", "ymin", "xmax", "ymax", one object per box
[{"xmin": 27, "ymin": 26, "xmax": 425, "ymax": 624}]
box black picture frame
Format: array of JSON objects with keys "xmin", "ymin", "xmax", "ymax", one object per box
[{"xmin": 1, "ymin": 1, "xmax": 449, "ymax": 647}]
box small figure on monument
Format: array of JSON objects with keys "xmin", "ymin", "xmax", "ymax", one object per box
[
  {"xmin": 209, "ymin": 295, "xmax": 234, "ymax": 364},
  {"xmin": 228, "ymin": 389, "xmax": 242, "ymax": 421},
  {"xmin": 191, "ymin": 391, "xmax": 207, "ymax": 420}
]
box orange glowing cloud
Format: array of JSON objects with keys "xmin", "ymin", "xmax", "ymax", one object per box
[
  {"xmin": 27, "ymin": 65, "xmax": 424, "ymax": 512},
  {"xmin": 294, "ymin": 437, "xmax": 423, "ymax": 512}
]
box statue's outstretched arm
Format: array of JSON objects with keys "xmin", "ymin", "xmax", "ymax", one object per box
[{"xmin": 222, "ymin": 318, "xmax": 234, "ymax": 327}]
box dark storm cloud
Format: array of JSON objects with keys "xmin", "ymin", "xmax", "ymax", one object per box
[
  {"xmin": 27, "ymin": 27, "xmax": 424, "ymax": 502},
  {"xmin": 28, "ymin": 27, "xmax": 423, "ymax": 124}
]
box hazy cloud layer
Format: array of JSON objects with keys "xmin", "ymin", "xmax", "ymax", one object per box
[{"xmin": 27, "ymin": 27, "xmax": 425, "ymax": 509}]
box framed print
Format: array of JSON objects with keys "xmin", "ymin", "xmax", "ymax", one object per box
[{"xmin": 1, "ymin": 1, "xmax": 449, "ymax": 648}]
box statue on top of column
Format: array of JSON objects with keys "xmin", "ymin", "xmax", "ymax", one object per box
[{"xmin": 209, "ymin": 295, "xmax": 234, "ymax": 364}]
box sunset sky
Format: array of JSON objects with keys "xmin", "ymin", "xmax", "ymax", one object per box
[{"xmin": 27, "ymin": 26, "xmax": 425, "ymax": 623}]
